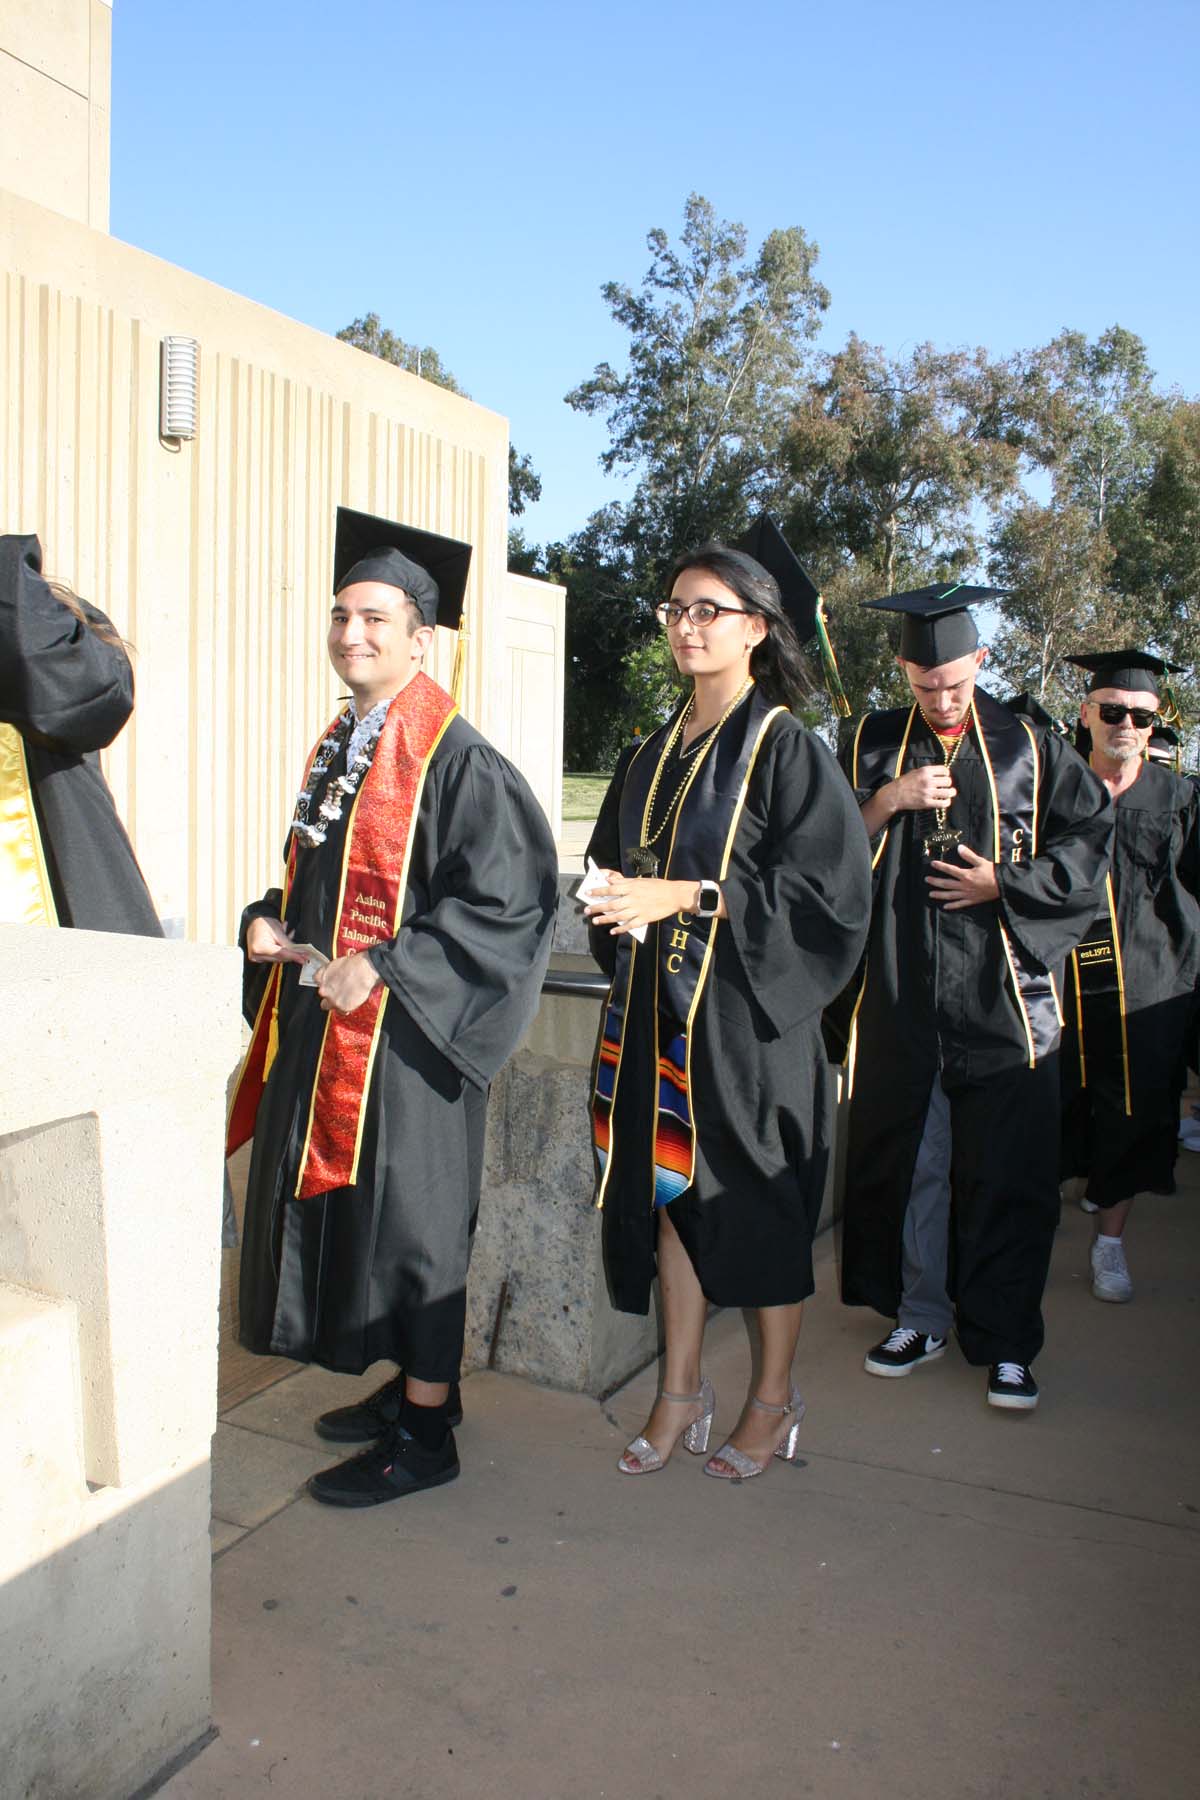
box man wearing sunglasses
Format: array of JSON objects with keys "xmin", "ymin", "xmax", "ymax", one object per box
[{"xmin": 1061, "ymin": 651, "xmax": 1200, "ymax": 1304}]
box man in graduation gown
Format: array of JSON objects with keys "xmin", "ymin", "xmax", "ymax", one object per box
[
  {"xmin": 1059, "ymin": 651, "xmax": 1200, "ymax": 1303},
  {"xmin": 0, "ymin": 532, "xmax": 161, "ymax": 935},
  {"xmin": 228, "ymin": 509, "xmax": 558, "ymax": 1505},
  {"xmin": 836, "ymin": 588, "xmax": 1112, "ymax": 1410}
]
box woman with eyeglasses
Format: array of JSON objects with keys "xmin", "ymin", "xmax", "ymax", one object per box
[{"xmin": 582, "ymin": 537, "xmax": 872, "ymax": 1479}]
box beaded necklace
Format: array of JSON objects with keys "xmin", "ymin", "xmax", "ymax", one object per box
[
  {"xmin": 289, "ymin": 704, "xmax": 388, "ymax": 849},
  {"xmin": 626, "ymin": 678, "xmax": 754, "ymax": 878}
]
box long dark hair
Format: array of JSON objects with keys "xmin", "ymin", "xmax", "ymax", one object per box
[{"xmin": 666, "ymin": 544, "xmax": 815, "ymax": 712}]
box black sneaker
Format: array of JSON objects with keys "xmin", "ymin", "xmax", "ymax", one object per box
[
  {"xmin": 315, "ymin": 1372, "xmax": 464, "ymax": 1443},
  {"xmin": 864, "ymin": 1326, "xmax": 948, "ymax": 1377},
  {"xmin": 986, "ymin": 1362, "xmax": 1039, "ymax": 1411},
  {"xmin": 307, "ymin": 1427, "xmax": 460, "ymax": 1507}
]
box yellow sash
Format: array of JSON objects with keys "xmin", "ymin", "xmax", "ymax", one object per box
[{"xmin": 0, "ymin": 723, "xmax": 58, "ymax": 925}]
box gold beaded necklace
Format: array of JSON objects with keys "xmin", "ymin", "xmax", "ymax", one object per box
[
  {"xmin": 626, "ymin": 679, "xmax": 754, "ymax": 878},
  {"xmin": 920, "ymin": 712, "xmax": 969, "ymax": 854}
]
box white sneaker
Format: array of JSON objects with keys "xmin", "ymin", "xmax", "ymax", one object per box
[
  {"xmin": 1079, "ymin": 1196, "xmax": 1099, "ymax": 1214},
  {"xmin": 1091, "ymin": 1238, "xmax": 1133, "ymax": 1303}
]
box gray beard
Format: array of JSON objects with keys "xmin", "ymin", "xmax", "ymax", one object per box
[{"xmin": 1104, "ymin": 742, "xmax": 1142, "ymax": 764}]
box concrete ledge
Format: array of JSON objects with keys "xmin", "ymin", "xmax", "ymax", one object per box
[
  {"xmin": 0, "ymin": 923, "xmax": 244, "ymax": 1797},
  {"xmin": 466, "ymin": 941, "xmax": 847, "ymax": 1395}
]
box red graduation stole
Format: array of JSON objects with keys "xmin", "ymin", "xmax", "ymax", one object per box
[{"xmin": 226, "ymin": 671, "xmax": 458, "ymax": 1198}]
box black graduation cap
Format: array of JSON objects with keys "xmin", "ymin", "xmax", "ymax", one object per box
[
  {"xmin": 863, "ymin": 583, "xmax": 1006, "ymax": 667},
  {"xmin": 736, "ymin": 514, "xmax": 821, "ymax": 643},
  {"xmin": 1007, "ymin": 691, "xmax": 1070, "ymax": 736},
  {"xmin": 333, "ymin": 506, "xmax": 472, "ymax": 631},
  {"xmin": 1063, "ymin": 649, "xmax": 1182, "ymax": 696}
]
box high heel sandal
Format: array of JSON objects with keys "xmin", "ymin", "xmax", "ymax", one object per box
[
  {"xmin": 703, "ymin": 1385, "xmax": 805, "ymax": 1480},
  {"xmin": 618, "ymin": 1375, "xmax": 716, "ymax": 1474}
]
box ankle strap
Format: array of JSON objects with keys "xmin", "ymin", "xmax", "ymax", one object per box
[
  {"xmin": 661, "ymin": 1385, "xmax": 704, "ymax": 1404},
  {"xmin": 749, "ymin": 1393, "xmax": 793, "ymax": 1415}
]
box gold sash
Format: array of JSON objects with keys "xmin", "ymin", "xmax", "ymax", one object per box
[{"xmin": 0, "ymin": 723, "xmax": 58, "ymax": 925}]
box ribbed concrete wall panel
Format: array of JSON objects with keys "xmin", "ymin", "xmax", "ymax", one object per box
[{"xmin": 0, "ymin": 189, "xmax": 549, "ymax": 946}]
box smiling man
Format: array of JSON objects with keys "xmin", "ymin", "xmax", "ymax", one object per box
[
  {"xmin": 1060, "ymin": 651, "xmax": 1200, "ymax": 1304},
  {"xmin": 834, "ymin": 587, "xmax": 1112, "ymax": 1412},
  {"xmin": 227, "ymin": 507, "xmax": 557, "ymax": 1507}
]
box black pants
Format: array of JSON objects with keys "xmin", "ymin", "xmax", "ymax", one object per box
[{"xmin": 843, "ymin": 1054, "xmax": 1061, "ymax": 1366}]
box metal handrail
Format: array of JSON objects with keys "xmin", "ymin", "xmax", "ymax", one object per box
[{"xmin": 540, "ymin": 967, "xmax": 609, "ymax": 1000}]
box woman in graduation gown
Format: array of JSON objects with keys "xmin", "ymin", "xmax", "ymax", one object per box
[
  {"xmin": 584, "ymin": 543, "xmax": 872, "ymax": 1479},
  {"xmin": 0, "ymin": 532, "xmax": 161, "ymax": 936}
]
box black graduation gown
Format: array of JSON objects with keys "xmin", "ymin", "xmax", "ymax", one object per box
[
  {"xmin": 838, "ymin": 691, "xmax": 1113, "ymax": 1339},
  {"xmin": 237, "ymin": 713, "xmax": 559, "ymax": 1380},
  {"xmin": 1061, "ymin": 762, "xmax": 1200, "ymax": 1204},
  {"xmin": 587, "ymin": 708, "xmax": 873, "ymax": 1314},
  {"xmin": 0, "ymin": 583, "xmax": 161, "ymax": 935}
]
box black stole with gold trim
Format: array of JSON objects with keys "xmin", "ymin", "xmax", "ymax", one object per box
[
  {"xmin": 591, "ymin": 689, "xmax": 785, "ymax": 1211},
  {"xmin": 850, "ymin": 690, "xmax": 1060, "ymax": 1069}
]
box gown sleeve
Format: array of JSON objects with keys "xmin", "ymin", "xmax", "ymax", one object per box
[
  {"xmin": 720, "ymin": 724, "xmax": 874, "ymax": 1038},
  {"xmin": 994, "ymin": 730, "xmax": 1114, "ymax": 972},
  {"xmin": 0, "ymin": 584, "xmax": 134, "ymax": 753},
  {"xmin": 366, "ymin": 745, "xmax": 559, "ymax": 1089},
  {"xmin": 584, "ymin": 744, "xmax": 639, "ymax": 980}
]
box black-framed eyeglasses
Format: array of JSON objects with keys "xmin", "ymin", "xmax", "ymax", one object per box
[
  {"xmin": 1091, "ymin": 702, "xmax": 1158, "ymax": 728},
  {"xmin": 655, "ymin": 600, "xmax": 752, "ymax": 628}
]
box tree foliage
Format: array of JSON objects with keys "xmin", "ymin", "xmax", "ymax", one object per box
[
  {"xmin": 337, "ymin": 313, "xmax": 467, "ymax": 395},
  {"xmin": 336, "ymin": 312, "xmax": 541, "ymax": 523}
]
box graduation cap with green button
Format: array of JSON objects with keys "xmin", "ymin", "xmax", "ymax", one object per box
[
  {"xmin": 1063, "ymin": 648, "xmax": 1182, "ymax": 696},
  {"xmin": 736, "ymin": 514, "xmax": 851, "ymax": 717},
  {"xmin": 863, "ymin": 582, "xmax": 1008, "ymax": 667}
]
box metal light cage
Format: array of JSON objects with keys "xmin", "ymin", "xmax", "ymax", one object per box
[{"xmin": 160, "ymin": 335, "xmax": 199, "ymax": 440}]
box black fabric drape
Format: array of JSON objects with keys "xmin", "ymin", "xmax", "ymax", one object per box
[
  {"xmin": 837, "ymin": 689, "xmax": 1113, "ymax": 1343},
  {"xmin": 236, "ymin": 714, "xmax": 558, "ymax": 1379},
  {"xmin": 1061, "ymin": 762, "xmax": 1200, "ymax": 1204},
  {"xmin": 0, "ymin": 576, "xmax": 161, "ymax": 936},
  {"xmin": 587, "ymin": 701, "xmax": 873, "ymax": 1314}
]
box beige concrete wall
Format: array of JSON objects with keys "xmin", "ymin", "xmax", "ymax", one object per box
[
  {"xmin": 0, "ymin": 922, "xmax": 242, "ymax": 1797},
  {"xmin": 503, "ymin": 570, "xmax": 565, "ymax": 838},
  {"xmin": 0, "ymin": 1, "xmax": 111, "ymax": 231},
  {"xmin": 0, "ymin": 185, "xmax": 564, "ymax": 945}
]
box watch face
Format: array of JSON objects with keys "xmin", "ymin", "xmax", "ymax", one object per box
[{"xmin": 699, "ymin": 884, "xmax": 718, "ymax": 914}]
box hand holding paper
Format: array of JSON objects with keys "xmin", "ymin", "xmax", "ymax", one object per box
[{"xmin": 577, "ymin": 856, "xmax": 648, "ymax": 943}]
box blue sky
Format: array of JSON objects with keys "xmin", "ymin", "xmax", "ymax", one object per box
[{"xmin": 111, "ymin": 0, "xmax": 1198, "ymax": 546}]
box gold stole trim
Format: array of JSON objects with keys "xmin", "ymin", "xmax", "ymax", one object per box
[
  {"xmin": 844, "ymin": 708, "xmax": 917, "ymax": 1091},
  {"xmin": 0, "ymin": 723, "xmax": 59, "ymax": 926},
  {"xmin": 591, "ymin": 737, "xmax": 655, "ymax": 1213},
  {"xmin": 293, "ymin": 694, "xmax": 458, "ymax": 1198},
  {"xmin": 647, "ymin": 705, "xmax": 785, "ymax": 1203},
  {"xmin": 1068, "ymin": 875, "xmax": 1133, "ymax": 1116}
]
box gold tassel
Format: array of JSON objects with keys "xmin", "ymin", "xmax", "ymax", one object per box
[
  {"xmin": 263, "ymin": 968, "xmax": 281, "ymax": 1082},
  {"xmin": 816, "ymin": 601, "xmax": 852, "ymax": 719},
  {"xmin": 449, "ymin": 622, "xmax": 469, "ymax": 706}
]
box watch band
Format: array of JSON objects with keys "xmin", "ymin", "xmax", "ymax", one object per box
[{"xmin": 697, "ymin": 879, "xmax": 720, "ymax": 915}]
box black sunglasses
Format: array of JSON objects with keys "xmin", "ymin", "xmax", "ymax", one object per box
[{"xmin": 1092, "ymin": 702, "xmax": 1158, "ymax": 728}]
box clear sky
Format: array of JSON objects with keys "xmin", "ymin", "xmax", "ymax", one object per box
[{"xmin": 111, "ymin": 0, "xmax": 1198, "ymax": 547}]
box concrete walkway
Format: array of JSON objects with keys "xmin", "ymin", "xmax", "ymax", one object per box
[{"xmin": 168, "ymin": 1168, "xmax": 1200, "ymax": 1800}]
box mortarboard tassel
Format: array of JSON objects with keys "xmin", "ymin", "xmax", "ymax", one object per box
[
  {"xmin": 816, "ymin": 600, "xmax": 852, "ymax": 719},
  {"xmin": 449, "ymin": 619, "xmax": 469, "ymax": 707}
]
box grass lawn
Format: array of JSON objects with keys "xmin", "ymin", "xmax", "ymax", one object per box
[{"xmin": 562, "ymin": 772, "xmax": 610, "ymax": 821}]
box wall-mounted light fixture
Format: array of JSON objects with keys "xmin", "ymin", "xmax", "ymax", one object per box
[{"xmin": 160, "ymin": 336, "xmax": 199, "ymax": 440}]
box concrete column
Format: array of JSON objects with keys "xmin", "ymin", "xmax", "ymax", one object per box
[{"xmin": 0, "ymin": 923, "xmax": 242, "ymax": 1799}]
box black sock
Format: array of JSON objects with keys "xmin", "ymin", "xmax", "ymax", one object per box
[{"xmin": 399, "ymin": 1396, "xmax": 450, "ymax": 1450}]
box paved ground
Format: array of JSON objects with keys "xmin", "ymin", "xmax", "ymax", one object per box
[{"xmin": 170, "ymin": 1160, "xmax": 1200, "ymax": 1800}]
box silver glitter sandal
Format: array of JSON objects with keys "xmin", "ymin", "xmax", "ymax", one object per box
[
  {"xmin": 618, "ymin": 1375, "xmax": 716, "ymax": 1474},
  {"xmin": 703, "ymin": 1385, "xmax": 805, "ymax": 1480}
]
